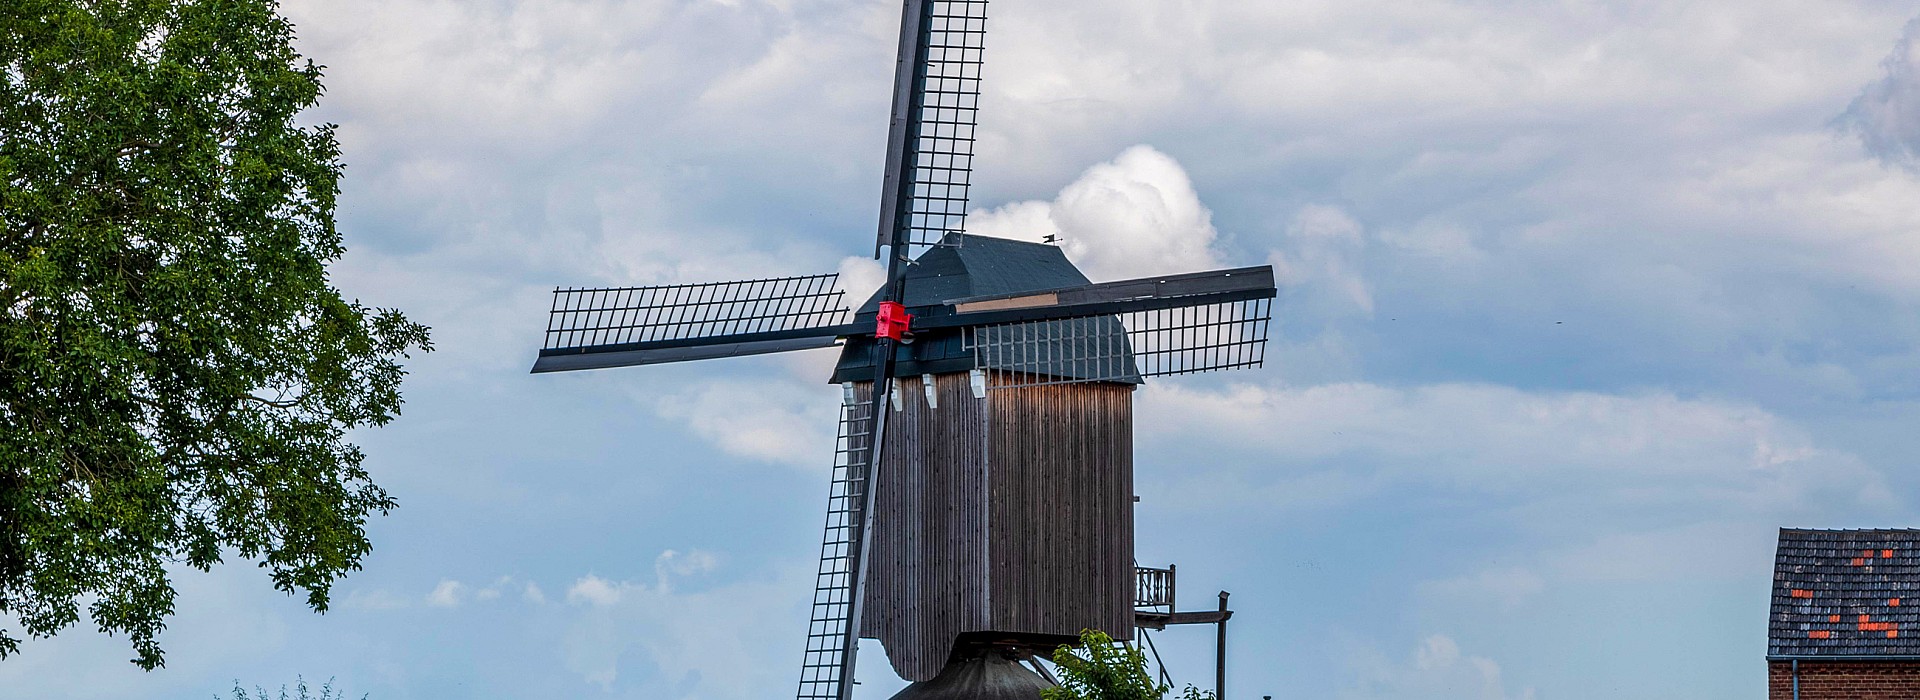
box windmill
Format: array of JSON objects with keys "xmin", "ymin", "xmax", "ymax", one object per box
[{"xmin": 530, "ymin": 1, "xmax": 1276, "ymax": 698}]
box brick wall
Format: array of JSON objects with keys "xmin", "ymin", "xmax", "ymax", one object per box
[{"xmin": 1769, "ymin": 660, "xmax": 1920, "ymax": 699}]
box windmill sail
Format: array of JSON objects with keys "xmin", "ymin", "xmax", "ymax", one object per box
[
  {"xmin": 876, "ymin": 0, "xmax": 988, "ymax": 254},
  {"xmin": 803, "ymin": 1, "xmax": 993, "ymax": 697},
  {"xmin": 532, "ymin": 273, "xmax": 852, "ymax": 373},
  {"xmin": 796, "ymin": 396, "xmax": 876, "ymax": 700},
  {"xmin": 964, "ymin": 299, "xmax": 1273, "ymax": 388},
  {"xmin": 954, "ymin": 267, "xmax": 1276, "ymax": 388}
]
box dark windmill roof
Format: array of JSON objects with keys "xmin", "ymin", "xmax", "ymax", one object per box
[
  {"xmin": 1770, "ymin": 528, "xmax": 1920, "ymax": 658},
  {"xmin": 888, "ymin": 652, "xmax": 1053, "ymax": 700},
  {"xmin": 851, "ymin": 234, "xmax": 1097, "ymax": 312},
  {"xmin": 830, "ymin": 234, "xmax": 1141, "ymax": 384}
]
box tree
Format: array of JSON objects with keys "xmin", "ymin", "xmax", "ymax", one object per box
[
  {"xmin": 1044, "ymin": 630, "xmax": 1218, "ymax": 700},
  {"xmin": 0, "ymin": 0, "xmax": 429, "ymax": 668}
]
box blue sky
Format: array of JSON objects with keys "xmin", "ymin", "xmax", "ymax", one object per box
[{"xmin": 9, "ymin": 1, "xmax": 1920, "ymax": 698}]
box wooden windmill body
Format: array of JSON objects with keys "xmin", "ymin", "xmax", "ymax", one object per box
[
  {"xmin": 834, "ymin": 236, "xmax": 1139, "ymax": 681},
  {"xmin": 530, "ymin": 2, "xmax": 1275, "ymax": 698}
]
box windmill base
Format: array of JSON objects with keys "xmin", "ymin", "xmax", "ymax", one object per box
[{"xmin": 887, "ymin": 641, "xmax": 1055, "ymax": 700}]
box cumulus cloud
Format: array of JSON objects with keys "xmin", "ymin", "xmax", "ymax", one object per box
[
  {"xmin": 651, "ymin": 379, "xmax": 841, "ymax": 469},
  {"xmin": 277, "ymin": 0, "xmax": 899, "ymax": 388},
  {"xmin": 1843, "ymin": 17, "xmax": 1920, "ymax": 166},
  {"xmin": 425, "ymin": 579, "xmax": 466, "ymax": 608},
  {"xmin": 974, "ymin": 0, "xmax": 1920, "ymax": 398},
  {"xmin": 970, "ymin": 145, "xmax": 1225, "ymax": 281},
  {"xmin": 836, "ymin": 255, "xmax": 887, "ymax": 306},
  {"xmin": 977, "ymin": 1, "xmax": 1905, "ymax": 176},
  {"xmin": 565, "ymin": 574, "xmax": 624, "ymax": 609}
]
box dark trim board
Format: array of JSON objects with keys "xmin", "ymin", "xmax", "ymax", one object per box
[
  {"xmin": 1133, "ymin": 609, "xmax": 1232, "ymax": 631},
  {"xmin": 530, "ymin": 336, "xmax": 841, "ymax": 373},
  {"xmin": 948, "ymin": 266, "xmax": 1275, "ymax": 310}
]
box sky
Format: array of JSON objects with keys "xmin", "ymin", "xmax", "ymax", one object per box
[{"xmin": 9, "ymin": 0, "xmax": 1920, "ymax": 698}]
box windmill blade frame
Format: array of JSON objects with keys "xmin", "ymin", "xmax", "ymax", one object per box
[
  {"xmin": 531, "ymin": 273, "xmax": 853, "ymax": 373},
  {"xmin": 952, "ymin": 266, "xmax": 1277, "ymax": 389},
  {"xmin": 813, "ymin": 1, "xmax": 994, "ymax": 696},
  {"xmin": 796, "ymin": 396, "xmax": 877, "ymax": 700},
  {"xmin": 963, "ymin": 298, "xmax": 1274, "ymax": 389},
  {"xmin": 876, "ymin": 0, "xmax": 988, "ymax": 255}
]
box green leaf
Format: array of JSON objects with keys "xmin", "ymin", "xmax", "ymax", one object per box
[
  {"xmin": 1, "ymin": 0, "xmax": 427, "ymax": 669},
  {"xmin": 1042, "ymin": 629, "xmax": 1183, "ymax": 700}
]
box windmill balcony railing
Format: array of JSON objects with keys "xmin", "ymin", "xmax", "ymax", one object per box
[{"xmin": 1135, "ymin": 565, "xmax": 1175, "ymax": 610}]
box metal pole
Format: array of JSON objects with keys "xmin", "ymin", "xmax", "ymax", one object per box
[{"xmin": 1217, "ymin": 591, "xmax": 1230, "ymax": 700}]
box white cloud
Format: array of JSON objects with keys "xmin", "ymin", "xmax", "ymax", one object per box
[
  {"xmin": 1137, "ymin": 379, "xmax": 1895, "ymax": 592},
  {"xmin": 426, "ymin": 579, "xmax": 467, "ymax": 608},
  {"xmin": 1273, "ymin": 204, "xmax": 1374, "ymax": 316},
  {"xmin": 341, "ymin": 588, "xmax": 411, "ymax": 611},
  {"xmin": 836, "ymin": 255, "xmax": 886, "ymax": 308},
  {"xmin": 566, "ymin": 551, "xmax": 719, "ymax": 609},
  {"xmin": 976, "ymin": 1, "xmax": 1904, "ymax": 174},
  {"xmin": 1344, "ymin": 634, "xmax": 1533, "ymax": 700},
  {"xmin": 565, "ymin": 574, "xmax": 623, "ymax": 608},
  {"xmin": 557, "ymin": 551, "xmax": 808, "ymax": 696},
  {"xmin": 1142, "ymin": 381, "xmax": 1889, "ymax": 512},
  {"xmin": 970, "ymin": 145, "xmax": 1225, "ymax": 281},
  {"xmin": 651, "ymin": 378, "xmax": 841, "ymax": 469},
  {"xmin": 653, "ymin": 549, "xmax": 721, "ymax": 592},
  {"xmin": 1844, "ymin": 17, "xmax": 1920, "ymax": 166}
]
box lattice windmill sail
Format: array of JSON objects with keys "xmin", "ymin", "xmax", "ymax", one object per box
[
  {"xmin": 534, "ymin": 274, "xmax": 851, "ymax": 373},
  {"xmin": 877, "ymin": 0, "xmax": 987, "ymax": 255},
  {"xmin": 529, "ymin": 2, "xmax": 1277, "ymax": 699}
]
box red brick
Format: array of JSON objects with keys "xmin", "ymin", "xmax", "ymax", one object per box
[{"xmin": 1770, "ymin": 661, "xmax": 1920, "ymax": 699}]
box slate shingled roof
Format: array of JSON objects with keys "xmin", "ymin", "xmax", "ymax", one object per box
[
  {"xmin": 1771, "ymin": 528, "xmax": 1920, "ymax": 658},
  {"xmin": 830, "ymin": 234, "xmax": 1141, "ymax": 384}
]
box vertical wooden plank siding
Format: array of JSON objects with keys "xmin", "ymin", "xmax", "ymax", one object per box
[
  {"xmin": 856, "ymin": 374, "xmax": 1136, "ymax": 682},
  {"xmin": 856, "ymin": 375, "xmax": 993, "ymax": 682},
  {"xmin": 986, "ymin": 379, "xmax": 1135, "ymax": 642}
]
